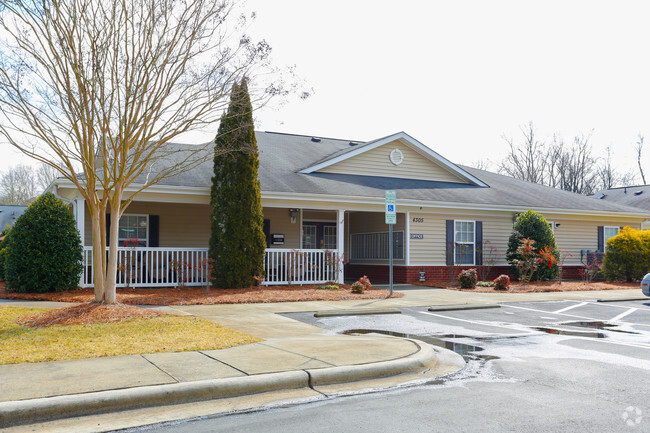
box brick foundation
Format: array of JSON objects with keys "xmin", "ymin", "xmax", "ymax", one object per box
[{"xmin": 345, "ymin": 264, "xmax": 586, "ymax": 284}]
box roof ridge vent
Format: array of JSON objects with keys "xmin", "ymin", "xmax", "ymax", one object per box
[
  {"xmin": 311, "ymin": 137, "xmax": 321, "ymax": 143},
  {"xmin": 635, "ymin": 190, "xmax": 643, "ymax": 196}
]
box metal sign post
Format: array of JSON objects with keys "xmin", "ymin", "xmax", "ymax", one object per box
[{"xmin": 385, "ymin": 190, "xmax": 396, "ymax": 296}]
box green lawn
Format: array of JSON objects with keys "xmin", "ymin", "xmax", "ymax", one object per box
[{"xmin": 0, "ymin": 306, "xmax": 261, "ymax": 364}]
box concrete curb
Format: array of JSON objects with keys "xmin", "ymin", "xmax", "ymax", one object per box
[
  {"xmin": 314, "ymin": 308, "xmax": 401, "ymax": 317},
  {"xmin": 0, "ymin": 370, "xmax": 308, "ymax": 427},
  {"xmin": 0, "ymin": 340, "xmax": 437, "ymax": 428},
  {"xmin": 308, "ymin": 339, "xmax": 436, "ymax": 386},
  {"xmin": 597, "ymin": 297, "xmax": 648, "ymax": 303},
  {"xmin": 428, "ymin": 304, "xmax": 500, "ymax": 312}
]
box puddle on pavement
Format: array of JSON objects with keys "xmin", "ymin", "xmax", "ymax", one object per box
[
  {"xmin": 562, "ymin": 321, "xmax": 640, "ymax": 335},
  {"xmin": 343, "ymin": 329, "xmax": 495, "ymax": 360},
  {"xmin": 533, "ymin": 327, "xmax": 606, "ymax": 338}
]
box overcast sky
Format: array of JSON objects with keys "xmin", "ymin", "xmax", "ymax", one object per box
[{"xmin": 3, "ymin": 0, "xmax": 650, "ymax": 182}]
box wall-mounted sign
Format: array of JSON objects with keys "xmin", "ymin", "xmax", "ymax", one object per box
[
  {"xmin": 410, "ymin": 233, "xmax": 424, "ymax": 239},
  {"xmin": 271, "ymin": 234, "xmax": 285, "ymax": 245},
  {"xmin": 412, "ymin": 217, "xmax": 424, "ymax": 223}
]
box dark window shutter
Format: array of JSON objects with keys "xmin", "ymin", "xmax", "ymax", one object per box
[
  {"xmin": 597, "ymin": 226, "xmax": 604, "ymax": 252},
  {"xmin": 446, "ymin": 220, "xmax": 454, "ymax": 266},
  {"xmin": 475, "ymin": 221, "xmax": 483, "ymax": 265},
  {"xmin": 106, "ymin": 214, "xmax": 111, "ymax": 246},
  {"xmin": 263, "ymin": 219, "xmax": 271, "ymax": 247},
  {"xmin": 149, "ymin": 215, "xmax": 159, "ymax": 247}
]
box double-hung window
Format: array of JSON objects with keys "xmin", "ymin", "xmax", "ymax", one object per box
[
  {"xmin": 603, "ymin": 226, "xmax": 620, "ymax": 251},
  {"xmin": 118, "ymin": 214, "xmax": 148, "ymax": 247},
  {"xmin": 454, "ymin": 220, "xmax": 475, "ymax": 265}
]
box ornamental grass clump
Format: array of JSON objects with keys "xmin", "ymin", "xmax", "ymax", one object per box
[
  {"xmin": 493, "ymin": 274, "xmax": 510, "ymax": 290},
  {"xmin": 457, "ymin": 268, "xmax": 478, "ymax": 289}
]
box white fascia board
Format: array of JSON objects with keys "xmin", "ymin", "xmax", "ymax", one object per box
[
  {"xmin": 261, "ymin": 191, "xmax": 650, "ymax": 219},
  {"xmin": 298, "ymin": 131, "xmax": 489, "ymax": 188},
  {"xmin": 55, "ymin": 178, "xmax": 210, "ymax": 196}
]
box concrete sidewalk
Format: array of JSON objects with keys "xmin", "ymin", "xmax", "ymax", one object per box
[{"xmin": 0, "ymin": 286, "xmax": 643, "ymax": 431}]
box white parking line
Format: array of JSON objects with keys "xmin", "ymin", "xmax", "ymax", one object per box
[
  {"xmin": 418, "ymin": 311, "xmax": 527, "ymax": 331},
  {"xmin": 553, "ymin": 301, "xmax": 589, "ymax": 314},
  {"xmin": 610, "ymin": 308, "xmax": 637, "ymax": 322},
  {"xmin": 502, "ymin": 304, "xmax": 600, "ymax": 321}
]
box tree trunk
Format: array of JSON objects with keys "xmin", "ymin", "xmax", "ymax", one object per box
[
  {"xmin": 104, "ymin": 209, "xmax": 120, "ymax": 304},
  {"xmin": 91, "ymin": 212, "xmax": 105, "ymax": 302}
]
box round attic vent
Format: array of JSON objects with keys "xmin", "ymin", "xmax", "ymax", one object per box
[{"xmin": 389, "ymin": 148, "xmax": 404, "ymax": 165}]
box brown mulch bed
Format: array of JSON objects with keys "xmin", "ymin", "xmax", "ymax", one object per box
[
  {"xmin": 16, "ymin": 303, "xmax": 163, "ymax": 327},
  {"xmin": 414, "ymin": 280, "xmax": 639, "ymax": 293},
  {"xmin": 0, "ymin": 284, "xmax": 402, "ymax": 305}
]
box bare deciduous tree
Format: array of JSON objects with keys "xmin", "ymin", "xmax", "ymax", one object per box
[
  {"xmin": 35, "ymin": 163, "xmax": 61, "ymax": 193},
  {"xmin": 0, "ymin": 0, "xmax": 292, "ymax": 303},
  {"xmin": 499, "ymin": 122, "xmax": 549, "ymax": 184},
  {"xmin": 0, "ymin": 165, "xmax": 38, "ymax": 205},
  {"xmin": 636, "ymin": 134, "xmax": 646, "ymax": 184},
  {"xmin": 499, "ymin": 122, "xmax": 635, "ymax": 195}
]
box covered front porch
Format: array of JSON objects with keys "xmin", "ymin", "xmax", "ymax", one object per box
[{"xmin": 78, "ymin": 204, "xmax": 348, "ymax": 288}]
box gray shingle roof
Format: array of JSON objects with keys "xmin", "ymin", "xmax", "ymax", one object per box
[
  {"xmin": 591, "ymin": 185, "xmax": 650, "ymax": 211},
  {"xmin": 146, "ymin": 131, "xmax": 648, "ymax": 214}
]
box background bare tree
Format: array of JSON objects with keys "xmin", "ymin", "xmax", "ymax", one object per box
[
  {"xmin": 0, "ymin": 0, "xmax": 296, "ymax": 303},
  {"xmin": 635, "ymin": 134, "xmax": 646, "ymax": 184},
  {"xmin": 499, "ymin": 122, "xmax": 636, "ymax": 195},
  {"xmin": 499, "ymin": 122, "xmax": 549, "ymax": 184},
  {"xmin": 0, "ymin": 165, "xmax": 38, "ymax": 205},
  {"xmin": 35, "ymin": 163, "xmax": 61, "ymax": 193}
]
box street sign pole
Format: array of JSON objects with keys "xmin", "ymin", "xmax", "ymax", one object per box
[
  {"xmin": 385, "ymin": 190, "xmax": 396, "ymax": 297},
  {"xmin": 389, "ymin": 223, "xmax": 393, "ymax": 296}
]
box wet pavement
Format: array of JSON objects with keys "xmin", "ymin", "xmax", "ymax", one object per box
[{"xmin": 138, "ymin": 298, "xmax": 650, "ymax": 432}]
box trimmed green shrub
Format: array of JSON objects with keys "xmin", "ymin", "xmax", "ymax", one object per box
[
  {"xmin": 0, "ymin": 224, "xmax": 11, "ymax": 280},
  {"xmin": 457, "ymin": 268, "xmax": 478, "ymax": 289},
  {"xmin": 602, "ymin": 227, "xmax": 650, "ymax": 282},
  {"xmin": 4, "ymin": 193, "xmax": 83, "ymax": 292},
  {"xmin": 209, "ymin": 79, "xmax": 266, "ymax": 288},
  {"xmin": 507, "ymin": 210, "xmax": 559, "ymax": 281}
]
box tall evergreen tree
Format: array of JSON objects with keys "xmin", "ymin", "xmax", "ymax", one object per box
[{"xmin": 209, "ymin": 79, "xmax": 266, "ymax": 288}]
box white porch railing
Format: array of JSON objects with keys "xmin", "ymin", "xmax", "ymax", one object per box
[
  {"xmin": 82, "ymin": 247, "xmax": 210, "ymax": 288},
  {"xmin": 81, "ymin": 247, "xmax": 341, "ymax": 288},
  {"xmin": 263, "ymin": 249, "xmax": 341, "ymax": 285}
]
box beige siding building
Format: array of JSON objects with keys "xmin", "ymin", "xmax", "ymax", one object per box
[{"xmin": 54, "ymin": 131, "xmax": 650, "ymax": 287}]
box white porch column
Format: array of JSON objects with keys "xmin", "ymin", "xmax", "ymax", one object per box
[
  {"xmin": 405, "ymin": 211, "xmax": 410, "ymax": 266},
  {"xmin": 337, "ymin": 209, "xmax": 345, "ymax": 284},
  {"xmin": 75, "ymin": 197, "xmax": 85, "ymax": 246},
  {"xmin": 75, "ymin": 196, "xmax": 85, "ymax": 287}
]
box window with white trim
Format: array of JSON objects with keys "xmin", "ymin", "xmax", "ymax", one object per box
[
  {"xmin": 547, "ymin": 221, "xmax": 555, "ymax": 234},
  {"xmin": 351, "ymin": 231, "xmax": 404, "ymax": 260},
  {"xmin": 454, "ymin": 220, "xmax": 475, "ymax": 265},
  {"xmin": 604, "ymin": 226, "xmax": 620, "ymax": 251},
  {"xmin": 118, "ymin": 214, "xmax": 148, "ymax": 247}
]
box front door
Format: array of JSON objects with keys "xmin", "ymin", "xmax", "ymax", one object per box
[{"xmin": 302, "ymin": 222, "xmax": 337, "ymax": 249}]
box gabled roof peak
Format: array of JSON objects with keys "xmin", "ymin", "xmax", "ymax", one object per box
[{"xmin": 298, "ymin": 131, "xmax": 489, "ymax": 188}]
